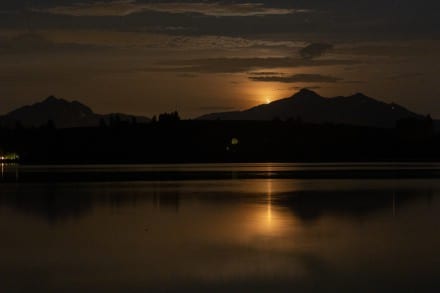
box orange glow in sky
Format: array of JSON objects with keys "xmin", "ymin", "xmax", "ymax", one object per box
[{"xmin": 236, "ymin": 81, "xmax": 287, "ymax": 108}]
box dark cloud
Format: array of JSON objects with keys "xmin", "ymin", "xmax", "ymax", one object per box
[
  {"xmin": 34, "ymin": 1, "xmax": 301, "ymax": 17},
  {"xmin": 0, "ymin": 10, "xmax": 18, "ymax": 15},
  {"xmin": 249, "ymin": 71, "xmax": 286, "ymax": 76},
  {"xmin": 342, "ymin": 80, "xmax": 365, "ymax": 84},
  {"xmin": 299, "ymin": 43, "xmax": 333, "ymax": 59},
  {"xmin": 387, "ymin": 73, "xmax": 424, "ymax": 80},
  {"xmin": 149, "ymin": 57, "xmax": 359, "ymax": 73},
  {"xmin": 290, "ymin": 86, "xmax": 322, "ymax": 90},
  {"xmin": 1, "ymin": 0, "xmax": 438, "ymax": 40},
  {"xmin": 176, "ymin": 73, "xmax": 198, "ymax": 78},
  {"xmin": 249, "ymin": 73, "xmax": 342, "ymax": 83},
  {"xmin": 0, "ymin": 33, "xmax": 52, "ymax": 51},
  {"xmin": 0, "ymin": 33, "xmax": 105, "ymax": 54},
  {"xmin": 337, "ymin": 43, "xmax": 440, "ymax": 57}
]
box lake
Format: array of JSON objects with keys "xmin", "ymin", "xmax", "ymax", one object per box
[{"xmin": 1, "ymin": 163, "xmax": 440, "ymax": 292}]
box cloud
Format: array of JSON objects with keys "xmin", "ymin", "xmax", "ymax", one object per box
[
  {"xmin": 289, "ymin": 86, "xmax": 322, "ymax": 90},
  {"xmin": 176, "ymin": 73, "xmax": 198, "ymax": 78},
  {"xmin": 248, "ymin": 71, "xmax": 286, "ymax": 76},
  {"xmin": 34, "ymin": 1, "xmax": 302, "ymax": 17},
  {"xmin": 12, "ymin": 31, "xmax": 301, "ymax": 52},
  {"xmin": 299, "ymin": 43, "xmax": 333, "ymax": 59},
  {"xmin": 387, "ymin": 73, "xmax": 424, "ymax": 80},
  {"xmin": 0, "ymin": 10, "xmax": 18, "ymax": 15},
  {"xmin": 0, "ymin": 33, "xmax": 104, "ymax": 54},
  {"xmin": 336, "ymin": 41, "xmax": 440, "ymax": 58},
  {"xmin": 157, "ymin": 35, "xmax": 302, "ymax": 50},
  {"xmin": 249, "ymin": 73, "xmax": 342, "ymax": 83},
  {"xmin": 0, "ymin": 33, "xmax": 52, "ymax": 50},
  {"xmin": 148, "ymin": 57, "xmax": 359, "ymax": 73},
  {"xmin": 342, "ymin": 80, "xmax": 365, "ymax": 84}
]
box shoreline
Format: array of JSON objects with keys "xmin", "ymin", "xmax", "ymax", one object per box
[{"xmin": 2, "ymin": 162, "xmax": 440, "ymax": 182}]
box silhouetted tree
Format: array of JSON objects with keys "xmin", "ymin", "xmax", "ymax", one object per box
[
  {"xmin": 286, "ymin": 116, "xmax": 303, "ymax": 125},
  {"xmin": 272, "ymin": 116, "xmax": 281, "ymax": 122},
  {"xmin": 115, "ymin": 115, "xmax": 121, "ymax": 125},
  {"xmin": 109, "ymin": 114, "xmax": 122, "ymax": 127},
  {"xmin": 46, "ymin": 119, "xmax": 56, "ymax": 130},
  {"xmin": 158, "ymin": 111, "xmax": 180, "ymax": 123},
  {"xmin": 396, "ymin": 115, "xmax": 434, "ymax": 138},
  {"xmin": 99, "ymin": 118, "xmax": 107, "ymax": 128},
  {"xmin": 426, "ymin": 114, "xmax": 434, "ymax": 132},
  {"xmin": 15, "ymin": 121, "xmax": 24, "ymax": 130}
]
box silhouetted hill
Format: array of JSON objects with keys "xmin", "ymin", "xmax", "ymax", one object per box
[
  {"xmin": 0, "ymin": 96, "xmax": 149, "ymax": 128},
  {"xmin": 198, "ymin": 89, "xmax": 424, "ymax": 128}
]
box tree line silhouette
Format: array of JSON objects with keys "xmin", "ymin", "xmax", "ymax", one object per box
[{"xmin": 0, "ymin": 112, "xmax": 438, "ymax": 164}]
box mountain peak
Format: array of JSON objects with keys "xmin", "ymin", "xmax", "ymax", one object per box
[
  {"xmin": 294, "ymin": 88, "xmax": 320, "ymax": 97},
  {"xmin": 42, "ymin": 95, "xmax": 65, "ymax": 104},
  {"xmin": 290, "ymin": 88, "xmax": 323, "ymax": 101},
  {"xmin": 1, "ymin": 96, "xmax": 150, "ymax": 128},
  {"xmin": 298, "ymin": 88, "xmax": 317, "ymax": 95},
  {"xmin": 38, "ymin": 96, "xmax": 93, "ymax": 112},
  {"xmin": 351, "ymin": 92, "xmax": 369, "ymax": 99},
  {"xmin": 198, "ymin": 90, "xmax": 423, "ymax": 127}
]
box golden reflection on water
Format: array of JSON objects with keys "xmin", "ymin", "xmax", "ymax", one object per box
[
  {"xmin": 267, "ymin": 179, "xmax": 272, "ymax": 229},
  {"xmin": 239, "ymin": 179, "xmax": 296, "ymax": 242},
  {"xmin": 2, "ymin": 176, "xmax": 440, "ymax": 292}
]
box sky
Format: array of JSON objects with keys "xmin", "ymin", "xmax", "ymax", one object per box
[{"xmin": 0, "ymin": 0, "xmax": 439, "ymax": 118}]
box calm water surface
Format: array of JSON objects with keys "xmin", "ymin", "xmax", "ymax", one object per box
[{"xmin": 1, "ymin": 163, "xmax": 440, "ymax": 292}]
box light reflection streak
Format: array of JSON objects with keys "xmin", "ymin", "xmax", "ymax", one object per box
[
  {"xmin": 248, "ymin": 177, "xmax": 294, "ymax": 238},
  {"xmin": 0, "ymin": 164, "xmax": 19, "ymax": 181},
  {"xmin": 267, "ymin": 179, "xmax": 272, "ymax": 229}
]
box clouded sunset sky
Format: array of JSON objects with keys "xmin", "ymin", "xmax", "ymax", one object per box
[{"xmin": 1, "ymin": 0, "xmax": 439, "ymax": 118}]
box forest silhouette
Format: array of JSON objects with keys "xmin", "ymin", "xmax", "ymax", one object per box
[{"xmin": 0, "ymin": 112, "xmax": 437, "ymax": 164}]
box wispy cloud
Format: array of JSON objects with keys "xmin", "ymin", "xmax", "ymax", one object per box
[
  {"xmin": 148, "ymin": 57, "xmax": 359, "ymax": 73},
  {"xmin": 1, "ymin": 30, "xmax": 304, "ymax": 54},
  {"xmin": 176, "ymin": 73, "xmax": 198, "ymax": 78},
  {"xmin": 34, "ymin": 1, "xmax": 303, "ymax": 17},
  {"xmin": 299, "ymin": 43, "xmax": 333, "ymax": 60},
  {"xmin": 249, "ymin": 73, "xmax": 342, "ymax": 83},
  {"xmin": 248, "ymin": 71, "xmax": 286, "ymax": 76},
  {"xmin": 289, "ymin": 86, "xmax": 322, "ymax": 90},
  {"xmin": 0, "ymin": 10, "xmax": 19, "ymax": 15},
  {"xmin": 387, "ymin": 73, "xmax": 424, "ymax": 80},
  {"xmin": 0, "ymin": 33, "xmax": 105, "ymax": 54}
]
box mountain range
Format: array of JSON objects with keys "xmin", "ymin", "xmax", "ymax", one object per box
[
  {"xmin": 0, "ymin": 96, "xmax": 150, "ymax": 128},
  {"xmin": 0, "ymin": 89, "xmax": 431, "ymax": 129},
  {"xmin": 198, "ymin": 89, "xmax": 425, "ymax": 128}
]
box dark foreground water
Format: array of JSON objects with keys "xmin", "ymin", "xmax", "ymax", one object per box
[{"xmin": 1, "ymin": 163, "xmax": 440, "ymax": 292}]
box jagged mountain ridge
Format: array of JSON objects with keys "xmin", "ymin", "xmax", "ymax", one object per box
[
  {"xmin": 0, "ymin": 96, "xmax": 150, "ymax": 128},
  {"xmin": 198, "ymin": 89, "xmax": 424, "ymax": 128}
]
